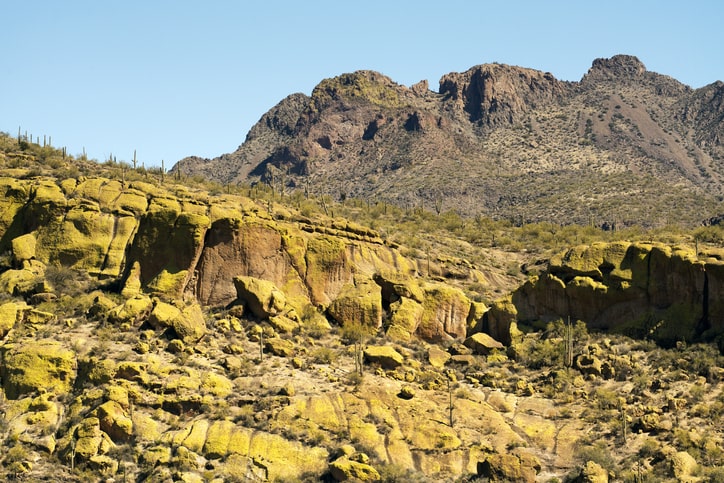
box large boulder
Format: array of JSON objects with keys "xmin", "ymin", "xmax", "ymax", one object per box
[
  {"xmin": 0, "ymin": 300, "xmax": 29, "ymax": 337},
  {"xmin": 386, "ymin": 297, "xmax": 424, "ymax": 341},
  {"xmin": 329, "ymin": 456, "xmax": 381, "ymax": 481},
  {"xmin": 328, "ymin": 275, "xmax": 383, "ymax": 329},
  {"xmin": 1, "ymin": 340, "xmax": 76, "ymax": 399},
  {"xmin": 417, "ymin": 283, "xmax": 470, "ymax": 341},
  {"xmin": 464, "ymin": 332, "xmax": 505, "ymax": 355},
  {"xmin": 233, "ymin": 276, "xmax": 289, "ymax": 319},
  {"xmin": 477, "ymin": 453, "xmax": 540, "ymax": 482},
  {"xmin": 363, "ymin": 345, "xmax": 404, "ymax": 369}
]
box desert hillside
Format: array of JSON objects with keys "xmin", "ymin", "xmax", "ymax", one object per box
[{"xmin": 0, "ymin": 124, "xmax": 723, "ymax": 481}]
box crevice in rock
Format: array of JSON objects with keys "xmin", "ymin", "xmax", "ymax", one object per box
[{"xmin": 697, "ymin": 267, "xmax": 710, "ymax": 337}]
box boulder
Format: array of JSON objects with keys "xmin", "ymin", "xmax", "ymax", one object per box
[
  {"xmin": 670, "ymin": 451, "xmax": 698, "ymax": 481},
  {"xmin": 575, "ymin": 460, "xmax": 609, "ymax": 483},
  {"xmin": 97, "ymin": 400, "xmax": 133, "ymax": 442},
  {"xmin": 385, "ymin": 297, "xmax": 424, "ymax": 341},
  {"xmin": 1, "ymin": 340, "xmax": 76, "ymax": 399},
  {"xmin": 233, "ymin": 276, "xmax": 288, "ymax": 319},
  {"xmin": 464, "ymin": 332, "xmax": 505, "ymax": 355},
  {"xmin": 427, "ymin": 345, "xmax": 452, "ymax": 368},
  {"xmin": 0, "ymin": 300, "xmax": 29, "ymax": 337},
  {"xmin": 148, "ymin": 300, "xmax": 206, "ymax": 343},
  {"xmin": 328, "ymin": 275, "xmax": 383, "ymax": 329},
  {"xmin": 11, "ymin": 233, "xmax": 37, "ymax": 263},
  {"xmin": 417, "ymin": 283, "xmax": 471, "ymax": 341},
  {"xmin": 73, "ymin": 417, "xmax": 114, "ymax": 460},
  {"xmin": 477, "ymin": 453, "xmax": 540, "ymax": 482},
  {"xmin": 363, "ymin": 345, "xmax": 404, "ymax": 369},
  {"xmin": 265, "ymin": 337, "xmax": 296, "ymax": 357},
  {"xmin": 329, "ymin": 456, "xmax": 381, "ymax": 481}
]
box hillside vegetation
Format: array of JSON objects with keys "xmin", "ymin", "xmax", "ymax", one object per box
[{"xmin": 0, "ymin": 131, "xmax": 722, "ymax": 483}]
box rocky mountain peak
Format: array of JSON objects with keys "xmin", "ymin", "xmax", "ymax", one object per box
[
  {"xmin": 581, "ymin": 54, "xmax": 647, "ymax": 83},
  {"xmin": 439, "ymin": 63, "xmax": 568, "ymax": 127}
]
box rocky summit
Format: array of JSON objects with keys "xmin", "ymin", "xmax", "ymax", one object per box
[
  {"xmin": 1, "ymin": 77, "xmax": 724, "ymax": 482},
  {"xmin": 175, "ymin": 54, "xmax": 724, "ymax": 228}
]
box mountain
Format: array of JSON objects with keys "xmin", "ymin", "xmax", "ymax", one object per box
[{"xmin": 174, "ymin": 55, "xmax": 724, "ymax": 227}]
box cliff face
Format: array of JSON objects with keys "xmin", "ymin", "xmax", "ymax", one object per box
[
  {"xmin": 501, "ymin": 241, "xmax": 724, "ymax": 347},
  {"xmin": 0, "ymin": 175, "xmax": 486, "ymax": 344},
  {"xmin": 174, "ymin": 55, "xmax": 724, "ymax": 227}
]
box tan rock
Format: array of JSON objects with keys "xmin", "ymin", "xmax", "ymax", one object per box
[
  {"xmin": 477, "ymin": 453, "xmax": 539, "ymax": 482},
  {"xmin": 417, "ymin": 283, "xmax": 470, "ymax": 341},
  {"xmin": 265, "ymin": 337, "xmax": 296, "ymax": 357},
  {"xmin": 328, "ymin": 275, "xmax": 383, "ymax": 329},
  {"xmin": 670, "ymin": 450, "xmax": 698, "ymax": 481},
  {"xmin": 464, "ymin": 332, "xmax": 505, "ymax": 355},
  {"xmin": 577, "ymin": 460, "xmax": 609, "ymax": 482},
  {"xmin": 233, "ymin": 276, "xmax": 288, "ymax": 319},
  {"xmin": 97, "ymin": 400, "xmax": 133, "ymax": 442},
  {"xmin": 363, "ymin": 345, "xmax": 404, "ymax": 369},
  {"xmin": 427, "ymin": 345, "xmax": 452, "ymax": 368}
]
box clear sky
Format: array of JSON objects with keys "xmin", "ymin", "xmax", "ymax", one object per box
[{"xmin": 2, "ymin": 1, "xmax": 722, "ymax": 168}]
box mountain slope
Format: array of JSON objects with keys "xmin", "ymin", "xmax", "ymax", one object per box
[{"xmin": 174, "ymin": 55, "xmax": 724, "ymax": 227}]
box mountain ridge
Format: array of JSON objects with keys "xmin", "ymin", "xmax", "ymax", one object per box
[{"xmin": 174, "ymin": 54, "xmax": 724, "ymax": 227}]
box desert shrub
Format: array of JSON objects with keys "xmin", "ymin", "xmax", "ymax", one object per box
[
  {"xmin": 575, "ymin": 440, "xmax": 616, "ymax": 473},
  {"xmin": 310, "ymin": 347, "xmax": 338, "ymax": 365}
]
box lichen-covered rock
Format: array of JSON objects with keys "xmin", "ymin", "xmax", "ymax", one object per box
[
  {"xmin": 72, "ymin": 417, "xmax": 114, "ymax": 460},
  {"xmin": 374, "ymin": 271, "xmax": 425, "ymax": 304},
  {"xmin": 477, "ymin": 453, "xmax": 540, "ymax": 482},
  {"xmin": 0, "ymin": 300, "xmax": 29, "ymax": 337},
  {"xmin": 11, "ymin": 233, "xmax": 37, "ymax": 264},
  {"xmin": 386, "ymin": 297, "xmax": 424, "ymax": 341},
  {"xmin": 109, "ymin": 295, "xmax": 153, "ymax": 325},
  {"xmin": 417, "ymin": 283, "xmax": 470, "ymax": 341},
  {"xmin": 364, "ymin": 345, "xmax": 404, "ymax": 369},
  {"xmin": 575, "ymin": 460, "xmax": 609, "ymax": 482},
  {"xmin": 427, "ymin": 345, "xmax": 452, "ymax": 368},
  {"xmin": 233, "ymin": 276, "xmax": 289, "ymax": 319},
  {"xmin": 512, "ymin": 242, "xmax": 723, "ymax": 345},
  {"xmin": 265, "ymin": 337, "xmax": 296, "ymax": 357},
  {"xmin": 329, "ymin": 456, "xmax": 381, "ymax": 481},
  {"xmin": 96, "ymin": 400, "xmax": 133, "ymax": 442},
  {"xmin": 1, "ymin": 340, "xmax": 76, "ymax": 399},
  {"xmin": 670, "ymin": 450, "xmax": 698, "ymax": 481},
  {"xmin": 464, "ymin": 332, "xmax": 504, "ymax": 355},
  {"xmin": 328, "ymin": 275, "xmax": 383, "ymax": 329}
]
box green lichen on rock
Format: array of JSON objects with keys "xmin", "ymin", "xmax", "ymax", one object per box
[
  {"xmin": 11, "ymin": 233, "xmax": 36, "ymax": 263},
  {"xmin": 328, "ymin": 275, "xmax": 383, "ymax": 329},
  {"xmin": 417, "ymin": 283, "xmax": 470, "ymax": 341},
  {"xmin": 1, "ymin": 340, "xmax": 76, "ymax": 399},
  {"xmin": 312, "ymin": 71, "xmax": 402, "ymax": 111},
  {"xmin": 304, "ymin": 235, "xmax": 349, "ymax": 305}
]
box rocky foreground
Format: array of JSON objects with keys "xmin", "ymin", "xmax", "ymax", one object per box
[{"xmin": 0, "ymin": 147, "xmax": 722, "ymax": 481}]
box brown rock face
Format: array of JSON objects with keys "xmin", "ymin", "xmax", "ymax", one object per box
[{"xmin": 439, "ymin": 63, "xmax": 568, "ymax": 127}]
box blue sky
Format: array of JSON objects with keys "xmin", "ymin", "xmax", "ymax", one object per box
[{"xmin": 2, "ymin": 1, "xmax": 722, "ymax": 167}]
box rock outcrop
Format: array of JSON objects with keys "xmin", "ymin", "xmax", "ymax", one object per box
[{"xmin": 495, "ymin": 241, "xmax": 724, "ymax": 346}]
